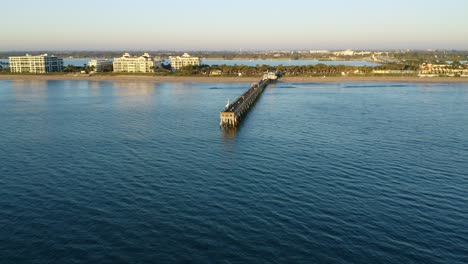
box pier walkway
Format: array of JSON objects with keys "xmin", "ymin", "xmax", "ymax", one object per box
[{"xmin": 220, "ymin": 72, "xmax": 277, "ymax": 127}]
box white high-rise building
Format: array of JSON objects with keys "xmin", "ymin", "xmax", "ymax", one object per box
[
  {"xmin": 88, "ymin": 59, "xmax": 113, "ymax": 72},
  {"xmin": 113, "ymin": 53, "xmax": 155, "ymax": 73},
  {"xmin": 9, "ymin": 54, "xmax": 64, "ymax": 73},
  {"xmin": 169, "ymin": 53, "xmax": 200, "ymax": 70}
]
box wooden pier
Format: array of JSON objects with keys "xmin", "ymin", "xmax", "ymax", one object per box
[{"xmin": 220, "ymin": 72, "xmax": 277, "ymax": 127}]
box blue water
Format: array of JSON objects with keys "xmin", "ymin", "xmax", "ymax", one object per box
[{"xmin": 0, "ymin": 80, "xmax": 467, "ymax": 263}]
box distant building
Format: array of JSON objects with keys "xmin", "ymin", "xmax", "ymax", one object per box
[
  {"xmin": 88, "ymin": 59, "xmax": 113, "ymax": 72},
  {"xmin": 309, "ymin": 50, "xmax": 330, "ymax": 54},
  {"xmin": 372, "ymin": 70, "xmax": 416, "ymax": 74},
  {"xmin": 9, "ymin": 54, "xmax": 63, "ymax": 73},
  {"xmin": 354, "ymin": 51, "xmax": 372, "ymax": 56},
  {"xmin": 113, "ymin": 53, "xmax": 155, "ymax": 73},
  {"xmin": 210, "ymin": 69, "xmax": 222, "ymax": 76},
  {"xmin": 333, "ymin": 49, "xmax": 355, "ymax": 56},
  {"xmin": 169, "ymin": 53, "xmax": 200, "ymax": 70},
  {"xmin": 418, "ymin": 63, "xmax": 468, "ymax": 77}
]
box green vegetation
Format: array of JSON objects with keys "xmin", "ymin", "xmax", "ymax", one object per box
[
  {"xmin": 1, "ymin": 61, "xmax": 463, "ymax": 77},
  {"xmin": 62, "ymin": 64, "xmax": 105, "ymax": 73},
  {"xmin": 162, "ymin": 63, "xmax": 418, "ymax": 77},
  {"xmin": 393, "ymin": 50, "xmax": 468, "ymax": 64}
]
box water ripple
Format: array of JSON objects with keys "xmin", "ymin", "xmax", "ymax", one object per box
[{"xmin": 1, "ymin": 80, "xmax": 467, "ymax": 263}]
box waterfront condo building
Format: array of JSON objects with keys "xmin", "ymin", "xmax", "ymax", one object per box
[
  {"xmin": 113, "ymin": 53, "xmax": 158, "ymax": 73},
  {"xmin": 88, "ymin": 59, "xmax": 113, "ymax": 72},
  {"xmin": 9, "ymin": 54, "xmax": 64, "ymax": 73},
  {"xmin": 169, "ymin": 53, "xmax": 200, "ymax": 70}
]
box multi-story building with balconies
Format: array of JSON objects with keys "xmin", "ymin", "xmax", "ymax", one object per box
[
  {"xmin": 9, "ymin": 54, "xmax": 64, "ymax": 73},
  {"xmin": 169, "ymin": 53, "xmax": 200, "ymax": 70},
  {"xmin": 113, "ymin": 53, "xmax": 156, "ymax": 73}
]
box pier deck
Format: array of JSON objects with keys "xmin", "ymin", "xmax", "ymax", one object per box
[{"xmin": 220, "ymin": 73, "xmax": 277, "ymax": 127}]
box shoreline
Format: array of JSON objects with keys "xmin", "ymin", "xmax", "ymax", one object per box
[{"xmin": 1, "ymin": 74, "xmax": 468, "ymax": 83}]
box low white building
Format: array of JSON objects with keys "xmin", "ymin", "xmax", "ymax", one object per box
[
  {"xmin": 88, "ymin": 59, "xmax": 113, "ymax": 72},
  {"xmin": 9, "ymin": 54, "xmax": 63, "ymax": 73},
  {"xmin": 333, "ymin": 49, "xmax": 355, "ymax": 56},
  {"xmin": 113, "ymin": 53, "xmax": 155, "ymax": 73},
  {"xmin": 355, "ymin": 51, "xmax": 372, "ymax": 56},
  {"xmin": 169, "ymin": 53, "xmax": 200, "ymax": 70},
  {"xmin": 309, "ymin": 50, "xmax": 330, "ymax": 54},
  {"xmin": 419, "ymin": 63, "xmax": 468, "ymax": 77}
]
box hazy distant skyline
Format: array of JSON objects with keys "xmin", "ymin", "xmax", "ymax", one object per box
[{"xmin": 2, "ymin": 0, "xmax": 468, "ymax": 51}]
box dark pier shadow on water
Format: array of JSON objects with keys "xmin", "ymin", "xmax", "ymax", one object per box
[
  {"xmin": 220, "ymin": 101, "xmax": 268, "ymax": 142},
  {"xmin": 219, "ymin": 96, "xmax": 262, "ymax": 141},
  {"xmin": 220, "ymin": 113, "xmax": 253, "ymax": 141},
  {"xmin": 220, "ymin": 125, "xmax": 241, "ymax": 140},
  {"xmin": 220, "ymin": 126, "xmax": 241, "ymax": 152}
]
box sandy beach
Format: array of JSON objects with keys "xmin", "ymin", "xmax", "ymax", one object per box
[{"xmin": 0, "ymin": 74, "xmax": 467, "ymax": 83}]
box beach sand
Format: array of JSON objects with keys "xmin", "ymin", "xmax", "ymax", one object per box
[{"xmin": 0, "ymin": 74, "xmax": 467, "ymax": 83}]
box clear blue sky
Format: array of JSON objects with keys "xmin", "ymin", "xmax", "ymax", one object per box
[{"xmin": 2, "ymin": 0, "xmax": 468, "ymax": 51}]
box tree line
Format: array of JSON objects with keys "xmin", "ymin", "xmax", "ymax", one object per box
[
  {"xmin": 2, "ymin": 61, "xmax": 464, "ymax": 76},
  {"xmin": 173, "ymin": 63, "xmax": 421, "ymax": 76}
]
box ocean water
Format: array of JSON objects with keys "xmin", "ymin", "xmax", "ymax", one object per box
[{"xmin": 0, "ymin": 80, "xmax": 467, "ymax": 264}]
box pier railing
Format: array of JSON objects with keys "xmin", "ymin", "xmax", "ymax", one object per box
[{"xmin": 220, "ymin": 72, "xmax": 277, "ymax": 127}]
